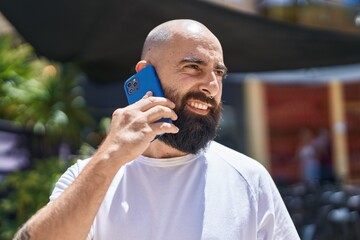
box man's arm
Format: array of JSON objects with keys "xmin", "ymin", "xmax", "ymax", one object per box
[{"xmin": 14, "ymin": 94, "xmax": 178, "ymax": 240}]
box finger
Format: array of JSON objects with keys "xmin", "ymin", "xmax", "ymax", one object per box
[
  {"xmin": 151, "ymin": 122, "xmax": 179, "ymax": 135},
  {"xmin": 146, "ymin": 106, "xmax": 178, "ymax": 123},
  {"xmin": 137, "ymin": 96, "xmax": 176, "ymax": 111},
  {"xmin": 142, "ymin": 91, "xmax": 153, "ymax": 99}
]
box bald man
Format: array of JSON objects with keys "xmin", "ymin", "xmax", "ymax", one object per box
[{"xmin": 15, "ymin": 19, "xmax": 300, "ymax": 240}]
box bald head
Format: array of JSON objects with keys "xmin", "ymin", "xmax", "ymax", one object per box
[{"xmin": 141, "ymin": 19, "xmax": 222, "ymax": 60}]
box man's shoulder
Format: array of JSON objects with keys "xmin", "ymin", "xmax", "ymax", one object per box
[
  {"xmin": 206, "ymin": 141, "xmax": 264, "ymax": 167},
  {"xmin": 205, "ymin": 141, "xmax": 269, "ymax": 178}
]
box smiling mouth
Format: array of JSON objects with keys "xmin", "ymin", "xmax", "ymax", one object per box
[{"xmin": 186, "ymin": 100, "xmax": 212, "ymax": 114}]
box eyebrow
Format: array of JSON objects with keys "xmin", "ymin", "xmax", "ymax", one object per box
[
  {"xmin": 180, "ymin": 56, "xmax": 206, "ymax": 66},
  {"xmin": 179, "ymin": 56, "xmax": 228, "ymax": 74}
]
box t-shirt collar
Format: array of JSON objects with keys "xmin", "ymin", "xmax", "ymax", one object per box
[{"xmin": 137, "ymin": 152, "xmax": 203, "ymax": 167}]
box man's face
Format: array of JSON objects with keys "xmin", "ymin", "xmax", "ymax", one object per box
[{"xmin": 152, "ymin": 32, "xmax": 227, "ymax": 153}]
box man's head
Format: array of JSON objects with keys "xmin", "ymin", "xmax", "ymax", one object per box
[{"xmin": 137, "ymin": 19, "xmax": 227, "ymax": 154}]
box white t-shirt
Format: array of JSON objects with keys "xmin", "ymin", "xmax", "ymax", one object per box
[{"xmin": 50, "ymin": 141, "xmax": 300, "ymax": 240}]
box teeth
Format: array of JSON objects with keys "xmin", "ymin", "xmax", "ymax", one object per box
[{"xmin": 189, "ymin": 102, "xmax": 208, "ymax": 110}]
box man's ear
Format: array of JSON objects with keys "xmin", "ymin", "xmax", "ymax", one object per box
[{"xmin": 135, "ymin": 60, "xmax": 148, "ymax": 73}]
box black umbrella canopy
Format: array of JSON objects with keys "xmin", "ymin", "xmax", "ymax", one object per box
[{"xmin": 1, "ymin": 0, "xmax": 360, "ymax": 83}]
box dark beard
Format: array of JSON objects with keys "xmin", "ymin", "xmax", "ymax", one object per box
[{"xmin": 159, "ymin": 89, "xmax": 222, "ymax": 154}]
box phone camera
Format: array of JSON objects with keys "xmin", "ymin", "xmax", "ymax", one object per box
[{"xmin": 126, "ymin": 78, "xmax": 139, "ymax": 95}]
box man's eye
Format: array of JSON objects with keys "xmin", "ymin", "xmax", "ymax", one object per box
[
  {"xmin": 186, "ymin": 65, "xmax": 200, "ymax": 70},
  {"xmin": 215, "ymin": 70, "xmax": 225, "ymax": 77}
]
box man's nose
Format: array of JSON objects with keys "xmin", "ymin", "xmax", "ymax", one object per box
[{"xmin": 199, "ymin": 71, "xmax": 220, "ymax": 98}]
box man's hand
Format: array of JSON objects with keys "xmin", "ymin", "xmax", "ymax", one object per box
[
  {"xmin": 13, "ymin": 92, "xmax": 179, "ymax": 240},
  {"xmin": 96, "ymin": 92, "xmax": 179, "ymax": 166}
]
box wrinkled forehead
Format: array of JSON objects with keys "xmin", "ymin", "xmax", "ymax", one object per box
[{"xmin": 167, "ymin": 32, "xmax": 224, "ymax": 63}]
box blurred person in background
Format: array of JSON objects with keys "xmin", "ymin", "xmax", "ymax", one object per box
[
  {"xmin": 296, "ymin": 128, "xmax": 320, "ymax": 183},
  {"xmin": 313, "ymin": 128, "xmax": 335, "ymax": 183},
  {"xmin": 14, "ymin": 19, "xmax": 299, "ymax": 240}
]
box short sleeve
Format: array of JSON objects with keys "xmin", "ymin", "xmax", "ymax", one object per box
[
  {"xmin": 49, "ymin": 158, "xmax": 91, "ymax": 202},
  {"xmin": 257, "ymin": 170, "xmax": 300, "ymax": 240},
  {"xmin": 48, "ymin": 158, "xmax": 94, "ymax": 239}
]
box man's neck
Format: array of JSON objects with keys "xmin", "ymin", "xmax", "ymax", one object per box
[{"xmin": 143, "ymin": 139, "xmax": 188, "ymax": 159}]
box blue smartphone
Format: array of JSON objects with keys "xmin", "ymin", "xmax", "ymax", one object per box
[{"xmin": 124, "ymin": 65, "xmax": 172, "ymax": 124}]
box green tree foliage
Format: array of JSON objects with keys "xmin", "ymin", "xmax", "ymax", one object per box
[
  {"xmin": 0, "ymin": 35, "xmax": 100, "ymax": 239},
  {"xmin": 0, "ymin": 35, "xmax": 95, "ymax": 148},
  {"xmin": 0, "ymin": 158, "xmax": 74, "ymax": 240}
]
